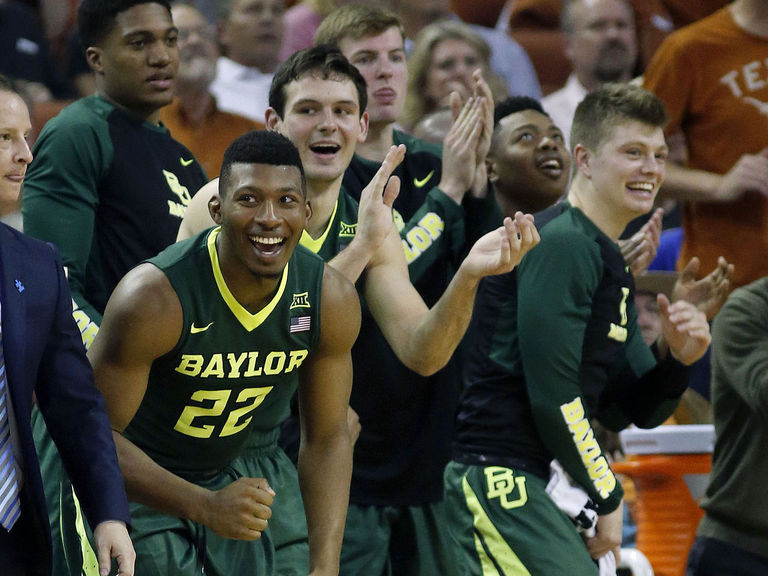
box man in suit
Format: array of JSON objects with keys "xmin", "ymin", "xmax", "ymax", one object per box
[{"xmin": 0, "ymin": 76, "xmax": 134, "ymax": 575}]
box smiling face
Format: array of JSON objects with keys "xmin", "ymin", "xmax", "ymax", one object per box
[
  {"xmin": 266, "ymin": 75, "xmax": 368, "ymax": 188},
  {"xmin": 213, "ymin": 162, "xmax": 309, "ymax": 279},
  {"xmin": 579, "ymin": 120, "xmax": 667, "ymax": 224},
  {"xmin": 339, "ymin": 26, "xmax": 407, "ymax": 126},
  {"xmin": 489, "ymin": 109, "xmax": 570, "ymax": 212},
  {"xmin": 87, "ymin": 3, "xmax": 179, "ymax": 118},
  {"xmin": 220, "ymin": 0, "xmax": 284, "ymax": 72},
  {"xmin": 424, "ymin": 37, "xmax": 482, "ymax": 108},
  {"xmin": 0, "ymin": 91, "xmax": 32, "ymax": 215}
]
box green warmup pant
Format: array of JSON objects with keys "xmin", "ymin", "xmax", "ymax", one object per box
[
  {"xmin": 443, "ymin": 461, "xmax": 600, "ymax": 576},
  {"xmin": 340, "ymin": 499, "xmax": 460, "ymax": 576}
]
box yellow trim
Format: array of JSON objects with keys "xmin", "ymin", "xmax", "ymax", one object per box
[
  {"xmin": 207, "ymin": 227, "xmax": 289, "ymax": 332},
  {"xmin": 300, "ymin": 198, "xmax": 339, "ymax": 253},
  {"xmin": 461, "ymin": 474, "xmax": 532, "ymax": 576}
]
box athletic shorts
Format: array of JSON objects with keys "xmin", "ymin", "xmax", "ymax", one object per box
[
  {"xmin": 443, "ymin": 461, "xmax": 599, "ymax": 576},
  {"xmin": 340, "ymin": 499, "xmax": 459, "ymax": 576},
  {"xmin": 233, "ymin": 432, "xmax": 309, "ymax": 576}
]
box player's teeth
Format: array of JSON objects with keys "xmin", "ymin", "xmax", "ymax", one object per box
[{"xmin": 252, "ymin": 236, "xmax": 282, "ymax": 244}]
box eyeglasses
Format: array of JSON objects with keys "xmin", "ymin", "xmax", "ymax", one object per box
[{"xmin": 177, "ymin": 24, "xmax": 217, "ymax": 44}]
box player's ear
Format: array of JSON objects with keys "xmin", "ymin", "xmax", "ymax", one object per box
[
  {"xmin": 209, "ymin": 195, "xmax": 223, "ymax": 224},
  {"xmin": 573, "ymin": 143, "xmax": 592, "ymax": 179},
  {"xmin": 358, "ymin": 111, "xmax": 369, "ymax": 144},
  {"xmin": 85, "ymin": 47, "xmax": 104, "ymax": 75},
  {"xmin": 265, "ymin": 108, "xmax": 282, "ymax": 133},
  {"xmin": 487, "ymin": 157, "xmax": 499, "ymax": 184},
  {"xmin": 304, "ymin": 199, "xmax": 313, "ymax": 225}
]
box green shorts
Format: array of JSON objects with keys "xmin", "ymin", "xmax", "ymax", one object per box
[
  {"xmin": 340, "ymin": 500, "xmax": 459, "ymax": 576},
  {"xmin": 443, "ymin": 461, "xmax": 599, "ymax": 576},
  {"xmin": 233, "ymin": 433, "xmax": 309, "ymax": 576}
]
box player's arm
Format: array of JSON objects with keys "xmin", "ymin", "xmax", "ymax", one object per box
[
  {"xmin": 364, "ymin": 212, "xmax": 538, "ymax": 376},
  {"xmin": 22, "ymin": 120, "xmax": 106, "ymax": 328},
  {"xmin": 660, "ymin": 156, "xmax": 768, "ymax": 202},
  {"xmin": 89, "ymin": 263, "xmax": 274, "ymax": 541},
  {"xmin": 297, "ymin": 265, "xmax": 360, "ymax": 576},
  {"xmin": 517, "ymin": 232, "xmax": 624, "ymax": 513},
  {"xmin": 177, "ymin": 178, "xmax": 219, "ymax": 241}
]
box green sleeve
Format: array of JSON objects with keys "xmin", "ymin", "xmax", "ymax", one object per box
[
  {"xmin": 517, "ymin": 231, "xmax": 624, "ymax": 513},
  {"xmin": 22, "ymin": 114, "xmax": 111, "ymax": 335},
  {"xmin": 400, "ymin": 186, "xmax": 466, "ymax": 282}
]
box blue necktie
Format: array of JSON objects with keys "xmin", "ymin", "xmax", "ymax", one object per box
[{"xmin": 0, "ymin": 318, "xmax": 21, "ymax": 531}]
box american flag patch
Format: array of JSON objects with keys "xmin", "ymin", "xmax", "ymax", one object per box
[{"xmin": 290, "ymin": 315, "xmax": 311, "ymax": 333}]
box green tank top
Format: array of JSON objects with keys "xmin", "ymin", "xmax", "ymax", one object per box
[
  {"xmin": 299, "ymin": 189, "xmax": 359, "ymax": 259},
  {"xmin": 124, "ymin": 227, "xmax": 324, "ymax": 477}
]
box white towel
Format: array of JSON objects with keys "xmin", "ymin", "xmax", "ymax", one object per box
[{"xmin": 546, "ymin": 460, "xmax": 617, "ymax": 576}]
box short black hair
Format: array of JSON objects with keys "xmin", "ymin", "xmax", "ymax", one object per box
[
  {"xmin": 494, "ymin": 96, "xmax": 547, "ymax": 127},
  {"xmin": 220, "ymin": 130, "xmax": 307, "ymax": 197},
  {"xmin": 78, "ymin": 0, "xmax": 172, "ymax": 48},
  {"xmin": 269, "ymin": 44, "xmax": 368, "ymax": 118}
]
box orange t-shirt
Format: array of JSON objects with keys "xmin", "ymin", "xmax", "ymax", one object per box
[
  {"xmin": 644, "ymin": 7, "xmax": 768, "ymax": 288},
  {"xmin": 160, "ymin": 97, "xmax": 263, "ymax": 179}
]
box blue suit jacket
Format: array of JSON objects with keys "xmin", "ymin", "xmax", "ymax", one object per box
[{"xmin": 0, "ymin": 222, "xmax": 130, "ymax": 572}]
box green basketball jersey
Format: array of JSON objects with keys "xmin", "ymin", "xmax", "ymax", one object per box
[
  {"xmin": 299, "ymin": 188, "xmax": 359, "ymax": 259},
  {"xmin": 124, "ymin": 228, "xmax": 324, "ymax": 477}
]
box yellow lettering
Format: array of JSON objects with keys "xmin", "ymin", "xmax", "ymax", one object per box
[
  {"xmin": 243, "ymin": 351, "xmax": 262, "ymax": 377},
  {"xmin": 595, "ymin": 472, "xmax": 617, "ymax": 499},
  {"xmin": 263, "ymin": 351, "xmax": 286, "ymax": 375},
  {"xmin": 619, "ymin": 287, "xmax": 629, "ymax": 325},
  {"xmin": 167, "ymin": 200, "xmax": 187, "ymax": 218},
  {"xmin": 175, "ymin": 355, "xmax": 204, "ymax": 376},
  {"xmin": 200, "ymin": 354, "xmax": 225, "ymax": 378},
  {"xmin": 568, "ymin": 418, "xmax": 590, "ymax": 443},
  {"xmin": 286, "ymin": 349, "xmax": 309, "ymax": 373},
  {"xmin": 485, "ymin": 467, "xmax": 528, "ymax": 509},
  {"xmin": 227, "ymin": 352, "xmax": 247, "ymax": 378},
  {"xmin": 560, "ymin": 397, "xmax": 584, "ymax": 424},
  {"xmin": 406, "ymin": 227, "xmax": 432, "ymax": 253},
  {"xmin": 402, "ymin": 238, "xmax": 420, "ymax": 264},
  {"xmin": 607, "ymin": 323, "xmax": 628, "ymax": 342},
  {"xmin": 419, "ymin": 212, "xmax": 444, "ymax": 240},
  {"xmin": 588, "ymin": 457, "xmax": 610, "ymax": 480}
]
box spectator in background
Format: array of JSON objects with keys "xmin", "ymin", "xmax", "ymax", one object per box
[
  {"xmin": 160, "ymin": 1, "xmax": 262, "ymax": 177},
  {"xmin": 644, "ymin": 0, "xmax": 768, "ymax": 290},
  {"xmin": 0, "ymin": 0, "xmax": 75, "ymax": 101},
  {"xmin": 210, "ymin": 0, "xmax": 284, "ymax": 123},
  {"xmin": 543, "ymin": 0, "xmax": 638, "ymax": 148},
  {"xmin": 400, "ymin": 20, "xmax": 507, "ymax": 130},
  {"xmin": 687, "ymin": 275, "xmax": 768, "ymax": 574},
  {"xmin": 393, "ymin": 0, "xmax": 541, "ymax": 101},
  {"xmin": 21, "ymin": 1, "xmax": 208, "ymax": 574}
]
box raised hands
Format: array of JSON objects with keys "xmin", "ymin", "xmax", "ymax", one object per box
[
  {"xmin": 672, "ymin": 256, "xmax": 734, "ymax": 321},
  {"xmin": 439, "ymin": 70, "xmax": 494, "ymax": 203},
  {"xmin": 460, "ymin": 212, "xmax": 540, "ymax": 280},
  {"xmin": 203, "ymin": 477, "xmax": 275, "ymax": 541},
  {"xmin": 657, "ymin": 294, "xmax": 711, "ymax": 366},
  {"xmin": 355, "ymin": 143, "xmax": 406, "ymax": 252}
]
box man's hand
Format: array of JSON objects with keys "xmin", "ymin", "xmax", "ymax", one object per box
[
  {"xmin": 438, "ymin": 92, "xmax": 486, "ymax": 203},
  {"xmin": 672, "ymin": 256, "xmax": 734, "ymax": 321},
  {"xmin": 619, "ymin": 208, "xmax": 662, "ymax": 277},
  {"xmin": 713, "ymin": 148, "xmax": 768, "ymax": 201},
  {"xmin": 470, "ymin": 70, "xmax": 494, "ymax": 198},
  {"xmin": 584, "ymin": 502, "xmax": 623, "ymax": 563},
  {"xmin": 355, "ymin": 144, "xmax": 406, "ymax": 252},
  {"xmin": 459, "ymin": 212, "xmax": 539, "ymax": 280},
  {"xmin": 93, "ymin": 520, "xmax": 135, "ymax": 576},
  {"xmin": 658, "ymin": 294, "xmax": 711, "ymax": 365},
  {"xmin": 202, "ymin": 477, "xmax": 275, "ymax": 540}
]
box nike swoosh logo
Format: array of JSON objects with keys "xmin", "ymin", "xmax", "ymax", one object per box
[
  {"xmin": 413, "ymin": 170, "xmax": 434, "ymax": 188},
  {"xmin": 190, "ymin": 322, "xmax": 214, "ymax": 334},
  {"xmin": 180, "ymin": 157, "xmax": 194, "ymax": 167}
]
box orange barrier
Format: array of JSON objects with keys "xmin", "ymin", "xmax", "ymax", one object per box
[{"xmin": 613, "ymin": 454, "xmax": 711, "ymax": 576}]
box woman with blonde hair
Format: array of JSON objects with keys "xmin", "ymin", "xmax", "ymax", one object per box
[{"xmin": 401, "ymin": 20, "xmax": 507, "ymax": 131}]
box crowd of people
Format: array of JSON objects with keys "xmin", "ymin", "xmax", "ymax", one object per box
[{"xmin": 0, "ymin": 0, "xmax": 766, "ymax": 575}]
